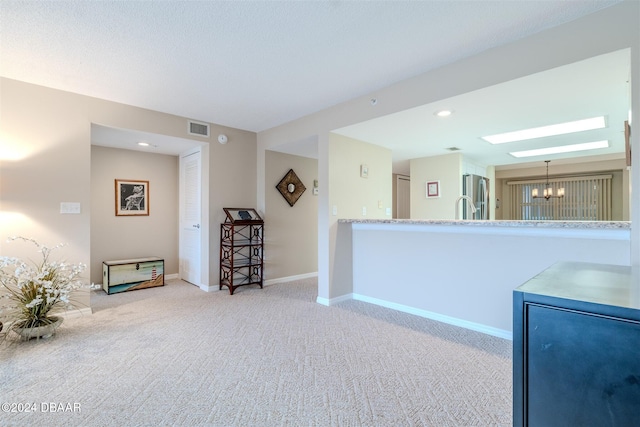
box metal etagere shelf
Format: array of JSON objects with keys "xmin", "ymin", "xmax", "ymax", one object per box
[{"xmin": 219, "ymin": 208, "xmax": 263, "ymax": 295}]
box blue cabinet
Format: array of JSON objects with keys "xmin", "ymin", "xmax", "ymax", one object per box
[{"xmin": 513, "ymin": 262, "xmax": 640, "ymax": 427}]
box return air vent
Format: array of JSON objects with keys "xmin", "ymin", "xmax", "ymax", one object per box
[
  {"xmin": 445, "ymin": 146, "xmax": 461, "ymax": 151},
  {"xmin": 188, "ymin": 120, "xmax": 210, "ymax": 137}
]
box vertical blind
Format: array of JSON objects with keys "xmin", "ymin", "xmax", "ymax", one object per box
[{"xmin": 507, "ymin": 174, "xmax": 612, "ymax": 221}]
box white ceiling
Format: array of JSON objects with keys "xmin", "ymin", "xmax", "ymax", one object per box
[
  {"xmin": 334, "ymin": 49, "xmax": 631, "ymax": 174},
  {"xmin": 1, "ymin": 1, "xmax": 628, "ymax": 171},
  {"xmin": 91, "ymin": 124, "xmax": 204, "ymax": 156}
]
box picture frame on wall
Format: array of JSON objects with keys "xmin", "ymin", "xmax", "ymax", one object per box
[
  {"xmin": 426, "ymin": 180, "xmax": 440, "ymax": 198},
  {"xmin": 115, "ymin": 179, "xmax": 149, "ymax": 216}
]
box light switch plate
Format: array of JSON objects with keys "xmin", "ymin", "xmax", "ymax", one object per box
[{"xmin": 60, "ymin": 202, "xmax": 81, "ymax": 214}]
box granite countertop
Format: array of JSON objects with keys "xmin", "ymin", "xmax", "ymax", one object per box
[{"xmin": 338, "ymin": 218, "xmax": 631, "ymax": 230}]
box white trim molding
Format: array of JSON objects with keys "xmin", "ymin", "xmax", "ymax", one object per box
[
  {"xmin": 265, "ymin": 272, "xmax": 318, "ymax": 286},
  {"xmin": 316, "ymin": 292, "xmax": 353, "ymax": 306},
  {"xmin": 353, "ymin": 293, "xmax": 512, "ymax": 340}
]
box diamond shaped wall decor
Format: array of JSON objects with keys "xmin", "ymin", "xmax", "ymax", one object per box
[{"xmin": 276, "ymin": 169, "xmax": 306, "ymax": 207}]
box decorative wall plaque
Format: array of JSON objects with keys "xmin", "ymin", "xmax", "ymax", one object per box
[{"xmin": 276, "ymin": 169, "xmax": 306, "ymax": 207}]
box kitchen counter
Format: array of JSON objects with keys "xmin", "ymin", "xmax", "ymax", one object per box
[
  {"xmin": 335, "ymin": 219, "xmax": 631, "ymax": 338},
  {"xmin": 338, "ymin": 218, "xmax": 630, "ymax": 230}
]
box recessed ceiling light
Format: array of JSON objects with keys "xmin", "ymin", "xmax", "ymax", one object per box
[
  {"xmin": 435, "ymin": 110, "xmax": 453, "ymax": 117},
  {"xmin": 138, "ymin": 142, "xmax": 150, "ymax": 147},
  {"xmin": 483, "ymin": 116, "xmax": 606, "ymax": 144},
  {"xmin": 509, "ymin": 140, "xmax": 609, "ymax": 158}
]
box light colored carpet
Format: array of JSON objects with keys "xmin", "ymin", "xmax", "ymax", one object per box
[{"xmin": 0, "ymin": 278, "xmax": 512, "ymax": 426}]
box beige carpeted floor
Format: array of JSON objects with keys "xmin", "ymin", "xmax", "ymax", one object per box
[{"xmin": 0, "ymin": 278, "xmax": 512, "ymax": 426}]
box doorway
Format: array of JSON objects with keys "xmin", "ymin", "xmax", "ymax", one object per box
[{"xmin": 179, "ymin": 148, "xmax": 202, "ymax": 285}]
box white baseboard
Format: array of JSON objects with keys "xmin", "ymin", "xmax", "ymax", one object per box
[
  {"xmin": 165, "ymin": 273, "xmax": 178, "ymax": 280},
  {"xmin": 265, "ymin": 272, "xmax": 318, "ymax": 286},
  {"xmin": 316, "ymin": 293, "xmax": 353, "ymax": 306},
  {"xmin": 316, "ymin": 296, "xmax": 330, "ymax": 306},
  {"xmin": 352, "ymin": 293, "xmax": 512, "ymax": 340}
]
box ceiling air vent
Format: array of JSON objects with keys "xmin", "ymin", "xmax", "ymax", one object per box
[
  {"xmin": 445, "ymin": 147, "xmax": 461, "ymax": 151},
  {"xmin": 188, "ymin": 120, "xmax": 210, "ymax": 137}
]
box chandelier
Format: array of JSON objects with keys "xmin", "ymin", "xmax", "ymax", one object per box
[{"xmin": 532, "ymin": 160, "xmax": 564, "ymax": 200}]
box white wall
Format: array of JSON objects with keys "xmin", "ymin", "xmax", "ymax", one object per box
[{"xmin": 351, "ymin": 222, "xmax": 631, "ymax": 337}]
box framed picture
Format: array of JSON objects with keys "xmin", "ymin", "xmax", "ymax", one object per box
[
  {"xmin": 426, "ymin": 180, "xmax": 440, "ymax": 198},
  {"xmin": 115, "ymin": 179, "xmax": 149, "ymax": 216}
]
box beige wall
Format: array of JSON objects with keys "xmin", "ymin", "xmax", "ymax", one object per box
[
  {"xmin": 392, "ymin": 173, "xmax": 410, "ymax": 219},
  {"xmin": 329, "ymin": 133, "xmax": 392, "ymax": 221},
  {"xmin": 1, "ymin": 79, "xmax": 93, "ymax": 308},
  {"xmin": 264, "ymin": 150, "xmax": 318, "ymax": 280},
  {"xmin": 258, "ymin": 3, "xmax": 639, "ymax": 300},
  {"xmin": 206, "ymin": 132, "xmax": 257, "ymax": 288},
  {"xmin": 329, "ymin": 133, "xmax": 392, "ymax": 297},
  {"xmin": 495, "ymin": 157, "xmax": 629, "ymax": 221},
  {"xmin": 410, "ymin": 153, "xmax": 462, "ymax": 219},
  {"xmin": 1, "ymin": 78, "xmax": 257, "ymax": 307},
  {"xmin": 90, "ymin": 146, "xmax": 179, "ymax": 284}
]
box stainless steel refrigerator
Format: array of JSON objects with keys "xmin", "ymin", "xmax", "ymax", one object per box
[{"xmin": 462, "ymin": 174, "xmax": 490, "ymax": 220}]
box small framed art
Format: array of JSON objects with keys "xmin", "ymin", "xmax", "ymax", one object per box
[
  {"xmin": 115, "ymin": 179, "xmax": 149, "ymax": 216},
  {"xmin": 426, "ymin": 181, "xmax": 440, "ymax": 198}
]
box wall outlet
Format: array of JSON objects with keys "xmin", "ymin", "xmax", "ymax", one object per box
[
  {"xmin": 332, "ymin": 205, "xmax": 338, "ymax": 215},
  {"xmin": 386, "ymin": 207, "xmax": 391, "ymax": 216},
  {"xmin": 362, "ymin": 206, "xmax": 367, "ymax": 216}
]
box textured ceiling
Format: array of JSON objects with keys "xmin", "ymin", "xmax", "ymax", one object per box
[{"xmin": 0, "ymin": 0, "xmax": 622, "ymax": 133}]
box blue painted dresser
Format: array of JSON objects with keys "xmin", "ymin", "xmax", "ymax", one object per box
[{"xmin": 513, "ymin": 262, "xmax": 640, "ymax": 426}]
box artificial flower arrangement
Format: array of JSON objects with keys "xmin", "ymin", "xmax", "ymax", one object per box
[{"xmin": 0, "ymin": 236, "xmax": 88, "ymax": 338}]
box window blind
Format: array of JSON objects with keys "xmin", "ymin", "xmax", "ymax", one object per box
[{"xmin": 507, "ymin": 174, "xmax": 612, "ymax": 221}]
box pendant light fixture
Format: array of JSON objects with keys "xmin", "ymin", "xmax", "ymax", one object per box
[{"xmin": 532, "ymin": 160, "xmax": 564, "ymax": 200}]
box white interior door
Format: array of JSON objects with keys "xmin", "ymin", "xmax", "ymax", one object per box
[{"xmin": 179, "ymin": 149, "xmax": 201, "ymax": 286}]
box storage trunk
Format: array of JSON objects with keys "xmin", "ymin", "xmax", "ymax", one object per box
[{"xmin": 102, "ymin": 257, "xmax": 164, "ymax": 294}]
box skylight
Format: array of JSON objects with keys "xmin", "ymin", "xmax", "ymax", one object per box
[
  {"xmin": 482, "ymin": 117, "xmax": 606, "ymax": 144},
  {"xmin": 509, "ymin": 140, "xmax": 609, "ymax": 158}
]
